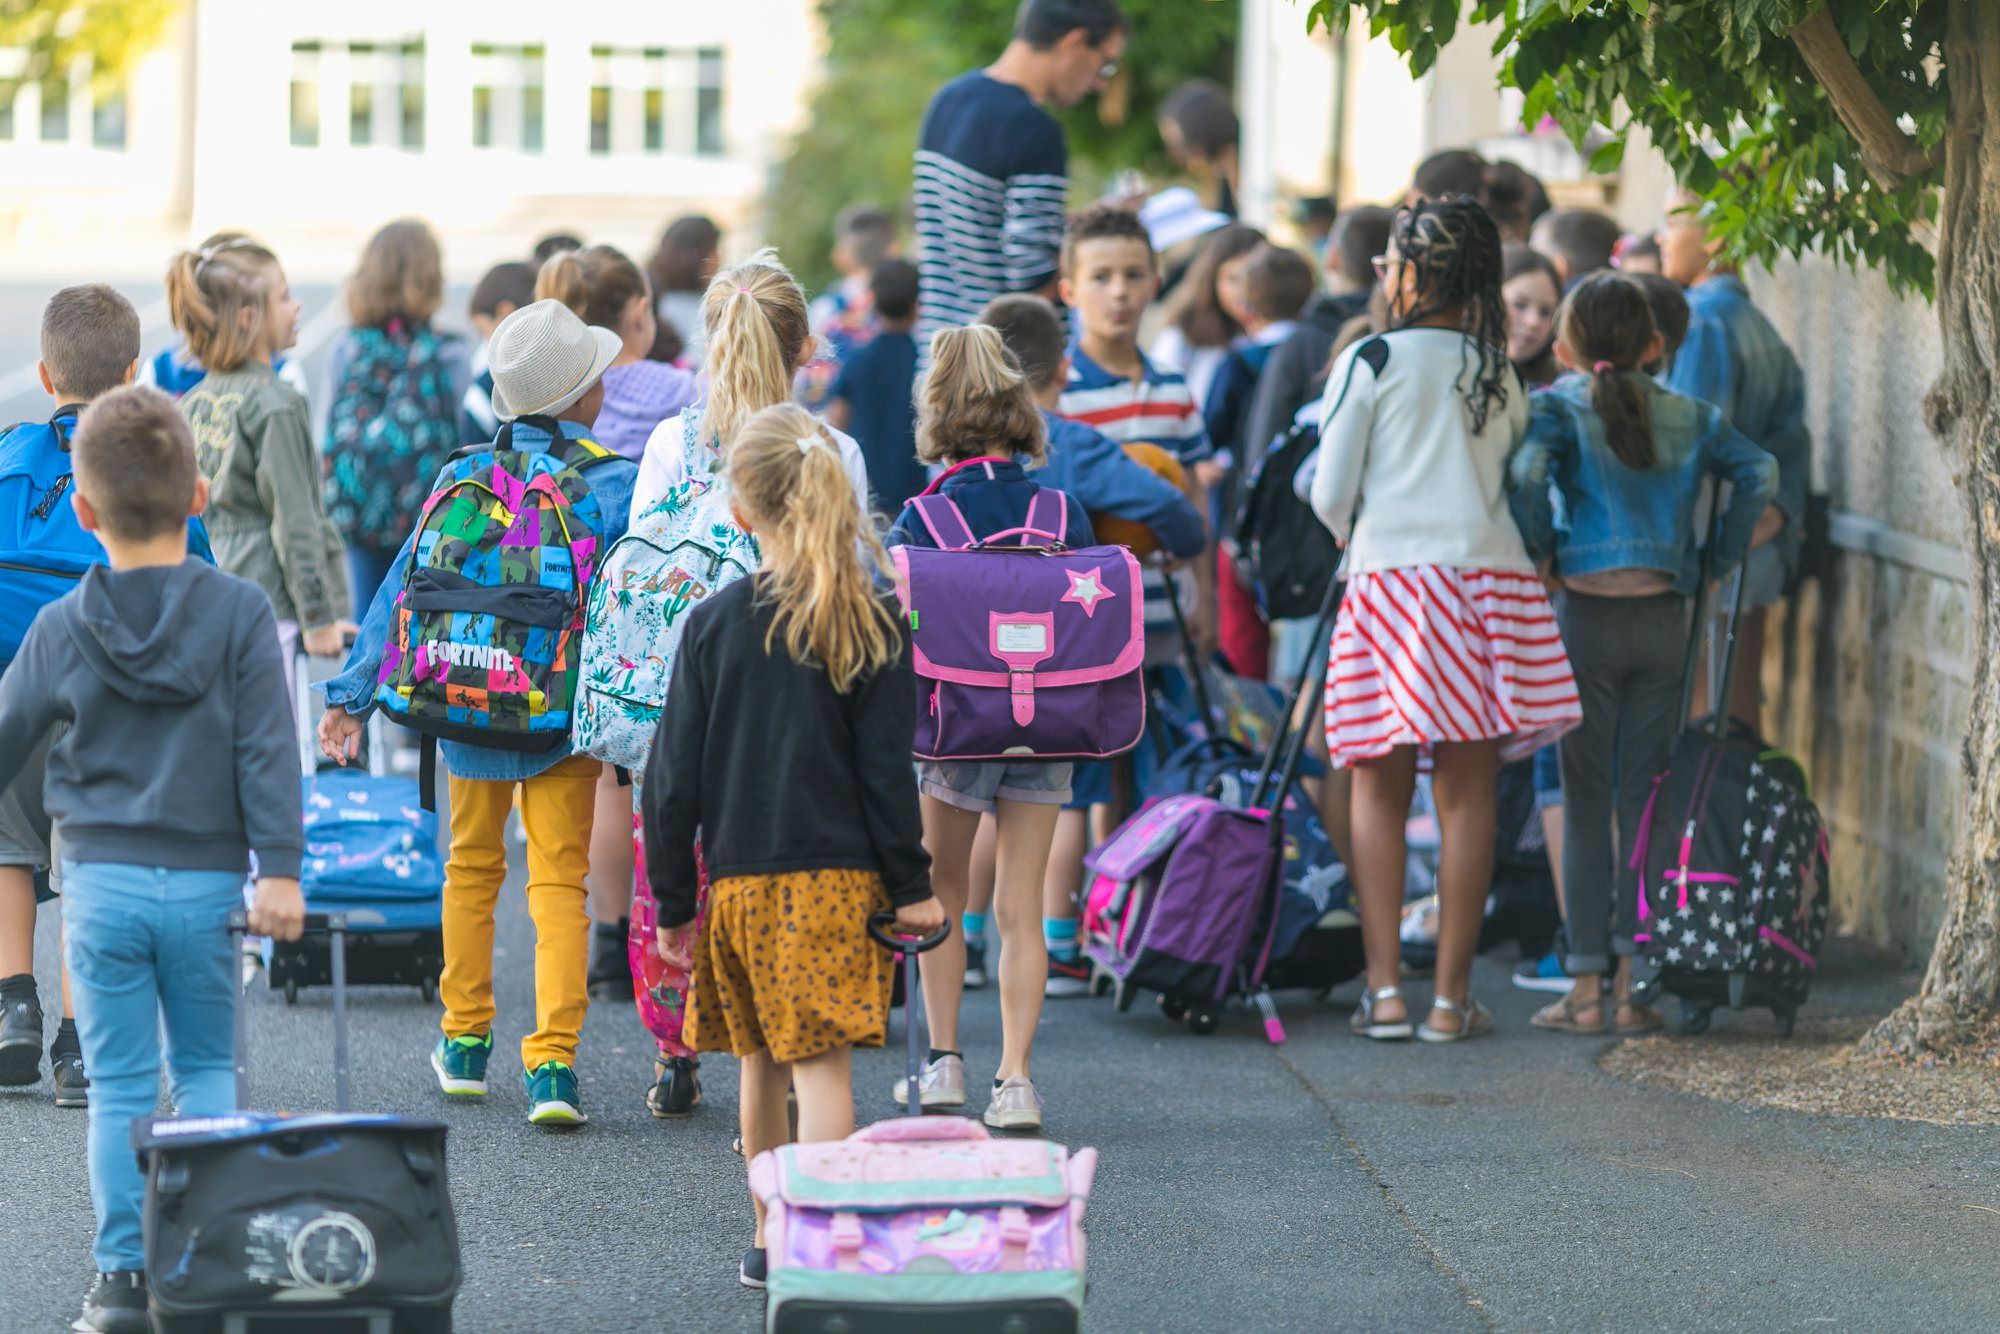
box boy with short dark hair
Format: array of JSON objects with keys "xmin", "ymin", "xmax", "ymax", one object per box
[
  {"xmin": 1530, "ymin": 207, "xmax": 1622, "ymax": 288},
  {"xmin": 0, "ymin": 384, "xmax": 306, "ymax": 1334},
  {"xmin": 826, "ymin": 259, "xmax": 926, "ymax": 517},
  {"xmin": 0, "ymin": 285, "xmax": 212, "ymax": 1111},
  {"xmin": 1203, "ymin": 244, "xmax": 1317, "ymax": 465},
  {"xmin": 800, "ymin": 206, "xmax": 901, "ymax": 409},
  {"xmin": 461, "ymin": 259, "xmax": 539, "ymax": 442}
]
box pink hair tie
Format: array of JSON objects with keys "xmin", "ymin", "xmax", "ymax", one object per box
[{"xmin": 1592, "ymin": 360, "xmax": 1615, "ymax": 374}]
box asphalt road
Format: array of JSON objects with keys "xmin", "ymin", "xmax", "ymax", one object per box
[{"xmin": 4, "ymin": 874, "xmax": 1998, "ymax": 1332}]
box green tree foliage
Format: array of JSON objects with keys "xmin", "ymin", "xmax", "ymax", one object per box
[
  {"xmin": 766, "ymin": 0, "xmax": 1235, "ymax": 295},
  {"xmin": 0, "ymin": 0, "xmax": 180, "ymax": 93},
  {"xmin": 1306, "ymin": 1, "xmax": 1946, "ymax": 297}
]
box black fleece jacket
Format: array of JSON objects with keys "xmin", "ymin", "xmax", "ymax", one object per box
[{"xmin": 641, "ymin": 576, "xmax": 931, "ymax": 928}]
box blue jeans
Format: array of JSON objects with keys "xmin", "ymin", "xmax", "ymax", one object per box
[
  {"xmin": 345, "ymin": 546, "xmax": 400, "ymax": 623},
  {"xmin": 61, "ymin": 862, "xmax": 242, "ymax": 1272}
]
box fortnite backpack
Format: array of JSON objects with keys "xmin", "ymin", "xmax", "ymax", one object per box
[
  {"xmin": 371, "ymin": 415, "xmax": 615, "ymax": 755},
  {"xmin": 575, "ymin": 418, "xmax": 759, "ymax": 770}
]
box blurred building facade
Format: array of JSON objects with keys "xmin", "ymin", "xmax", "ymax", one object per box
[{"xmin": 0, "ymin": 0, "xmax": 822, "ymax": 271}]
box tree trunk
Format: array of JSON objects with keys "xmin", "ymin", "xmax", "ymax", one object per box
[{"xmin": 1860, "ymin": 0, "xmax": 2000, "ymax": 1057}]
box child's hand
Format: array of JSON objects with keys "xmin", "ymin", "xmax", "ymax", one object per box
[
  {"xmin": 318, "ymin": 708, "xmax": 363, "ymax": 765},
  {"xmin": 1193, "ymin": 459, "xmax": 1229, "ymax": 490},
  {"xmin": 1536, "ymin": 557, "xmax": 1562, "ymax": 594},
  {"xmin": 301, "ymin": 622, "xmax": 353, "ymax": 657},
  {"xmin": 657, "ymin": 924, "xmax": 695, "ymax": 972},
  {"xmin": 893, "ymin": 896, "xmax": 946, "ymax": 937},
  {"xmin": 249, "ymin": 877, "xmax": 307, "ymax": 941}
]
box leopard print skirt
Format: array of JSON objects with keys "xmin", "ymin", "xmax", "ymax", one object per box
[{"xmin": 685, "ymin": 867, "xmax": 894, "ymax": 1065}]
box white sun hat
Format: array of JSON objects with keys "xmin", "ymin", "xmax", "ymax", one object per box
[
  {"xmin": 487, "ymin": 299, "xmax": 622, "ymax": 421},
  {"xmin": 1139, "ymin": 186, "xmax": 1232, "ymax": 253}
]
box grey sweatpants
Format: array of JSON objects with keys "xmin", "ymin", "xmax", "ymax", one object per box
[{"xmin": 1556, "ymin": 590, "xmax": 1690, "ymax": 975}]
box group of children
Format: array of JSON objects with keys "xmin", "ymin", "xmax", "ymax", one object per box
[{"xmin": 0, "ymin": 132, "xmax": 1812, "ymax": 1325}]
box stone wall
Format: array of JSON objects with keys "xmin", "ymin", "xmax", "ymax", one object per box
[{"xmin": 1749, "ymin": 257, "xmax": 1971, "ymax": 963}]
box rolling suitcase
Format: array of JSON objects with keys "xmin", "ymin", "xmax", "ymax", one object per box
[
  {"xmin": 271, "ymin": 654, "xmax": 445, "ymax": 1004},
  {"xmin": 136, "ymin": 914, "xmax": 460, "ymax": 1333},
  {"xmin": 752, "ymin": 917, "xmax": 1096, "ymax": 1334}
]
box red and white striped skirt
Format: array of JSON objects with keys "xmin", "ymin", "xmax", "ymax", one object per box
[{"xmin": 1324, "ymin": 566, "xmax": 1581, "ymax": 767}]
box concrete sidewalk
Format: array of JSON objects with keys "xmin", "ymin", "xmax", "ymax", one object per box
[{"xmin": 2, "ymin": 894, "xmax": 1993, "ymax": 1332}]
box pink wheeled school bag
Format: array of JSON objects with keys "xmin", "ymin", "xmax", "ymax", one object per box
[
  {"xmin": 749, "ymin": 915, "xmax": 1096, "ymax": 1333},
  {"xmin": 889, "ymin": 490, "xmax": 1146, "ymax": 762}
]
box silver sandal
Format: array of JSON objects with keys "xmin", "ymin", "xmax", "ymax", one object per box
[
  {"xmin": 1351, "ymin": 986, "xmax": 1414, "ymax": 1041},
  {"xmin": 1418, "ymin": 995, "xmax": 1494, "ymax": 1043}
]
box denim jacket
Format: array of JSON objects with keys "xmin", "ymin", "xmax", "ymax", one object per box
[
  {"xmin": 1509, "ymin": 373, "xmax": 1777, "ymax": 593},
  {"xmin": 320, "ymin": 417, "xmax": 639, "ymax": 781}
]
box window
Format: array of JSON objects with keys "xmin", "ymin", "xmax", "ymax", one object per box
[
  {"xmin": 91, "ymin": 91, "xmax": 126, "ymax": 149},
  {"xmin": 0, "ymin": 85, "xmax": 15, "ymax": 142},
  {"xmin": 347, "ymin": 38, "xmax": 424, "ymax": 149},
  {"xmin": 471, "ymin": 43, "xmax": 544, "ymax": 152},
  {"xmin": 39, "ymin": 73, "xmax": 69, "ymax": 143},
  {"xmin": 289, "ymin": 41, "xmax": 321, "ymax": 146},
  {"xmin": 589, "ymin": 45, "xmax": 723, "ymax": 157}
]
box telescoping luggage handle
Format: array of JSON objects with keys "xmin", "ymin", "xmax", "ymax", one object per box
[
  {"xmin": 1677, "ymin": 500, "xmax": 1751, "ymax": 742},
  {"xmin": 227, "ymin": 911, "xmax": 351, "ymax": 1114},
  {"xmin": 867, "ymin": 913, "xmax": 952, "ymax": 1121}
]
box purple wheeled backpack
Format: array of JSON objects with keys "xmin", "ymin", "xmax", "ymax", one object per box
[{"xmin": 889, "ymin": 489, "xmax": 1146, "ymax": 761}]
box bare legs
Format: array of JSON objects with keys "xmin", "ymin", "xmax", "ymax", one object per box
[
  {"xmin": 1348, "ymin": 750, "xmax": 1417, "ymax": 1027},
  {"xmin": 1427, "ymin": 740, "xmax": 1499, "ymax": 1032},
  {"xmin": 583, "ymin": 767, "xmax": 632, "ymax": 929},
  {"xmin": 740, "ymin": 1045, "xmax": 853, "ymax": 1246}
]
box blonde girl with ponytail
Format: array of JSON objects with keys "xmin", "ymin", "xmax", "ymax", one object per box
[
  {"xmin": 641, "ymin": 404, "xmax": 940, "ymax": 1286},
  {"xmin": 166, "ymin": 235, "xmax": 351, "ymax": 683},
  {"xmin": 881, "ymin": 323, "xmax": 1095, "ymax": 1135},
  {"xmin": 631, "ymin": 248, "xmax": 872, "ymax": 521}
]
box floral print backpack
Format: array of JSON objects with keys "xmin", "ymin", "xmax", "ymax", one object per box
[{"xmin": 574, "ymin": 414, "xmax": 759, "ymax": 770}]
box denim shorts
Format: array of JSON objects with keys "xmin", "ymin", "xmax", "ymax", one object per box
[
  {"xmin": 1531, "ymin": 742, "xmax": 1563, "ymax": 809},
  {"xmin": 919, "ymin": 760, "xmax": 1074, "ymax": 815}
]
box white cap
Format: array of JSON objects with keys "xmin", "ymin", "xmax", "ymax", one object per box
[
  {"xmin": 1139, "ymin": 186, "xmax": 1231, "ymax": 252},
  {"xmin": 488, "ymin": 299, "xmax": 622, "ymax": 421}
]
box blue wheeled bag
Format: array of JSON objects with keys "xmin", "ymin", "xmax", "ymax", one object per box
[
  {"xmin": 137, "ymin": 915, "xmax": 460, "ymax": 1334},
  {"xmin": 271, "ymin": 656, "xmax": 445, "ymax": 1004}
]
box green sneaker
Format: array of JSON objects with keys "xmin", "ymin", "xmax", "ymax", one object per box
[
  {"xmin": 430, "ymin": 1034, "xmax": 493, "ymax": 1097},
  {"xmin": 525, "ymin": 1061, "xmax": 586, "ymax": 1127}
]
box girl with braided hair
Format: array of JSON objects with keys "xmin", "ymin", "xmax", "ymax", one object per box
[{"xmin": 1303, "ymin": 196, "xmax": 1581, "ymax": 1043}]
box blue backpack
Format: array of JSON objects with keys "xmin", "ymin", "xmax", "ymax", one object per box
[{"xmin": 0, "ymin": 409, "xmax": 213, "ymax": 670}]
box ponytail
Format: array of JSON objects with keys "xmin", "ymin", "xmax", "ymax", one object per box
[
  {"xmin": 1558, "ymin": 271, "xmax": 1659, "ymax": 470},
  {"xmin": 165, "ymin": 234, "xmax": 281, "ymax": 373},
  {"xmin": 728, "ymin": 404, "xmax": 898, "ymax": 694},
  {"xmin": 916, "ymin": 324, "xmax": 1047, "ymax": 467},
  {"xmin": 535, "ymin": 244, "xmax": 648, "ymax": 332},
  {"xmin": 700, "ymin": 248, "xmax": 811, "ymax": 455}
]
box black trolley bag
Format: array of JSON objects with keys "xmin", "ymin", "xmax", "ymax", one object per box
[
  {"xmin": 1626, "ymin": 526, "xmax": 1830, "ymax": 1037},
  {"xmin": 135, "ymin": 914, "xmax": 460, "ymax": 1333}
]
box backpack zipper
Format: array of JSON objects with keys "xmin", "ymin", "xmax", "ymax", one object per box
[{"xmin": 0, "ymin": 559, "xmax": 83, "ymax": 581}]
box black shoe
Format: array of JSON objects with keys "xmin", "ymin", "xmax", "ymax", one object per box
[
  {"xmin": 52, "ymin": 1044, "xmax": 88, "ymax": 1108},
  {"xmin": 647, "ymin": 1056, "xmax": 701, "ymax": 1119},
  {"xmin": 587, "ymin": 922, "xmax": 633, "ymax": 1001},
  {"xmin": 0, "ymin": 993, "xmax": 44, "ymax": 1086},
  {"xmin": 739, "ymin": 1247, "xmax": 767, "ymax": 1289},
  {"xmin": 72, "ymin": 1270, "xmax": 147, "ymax": 1334}
]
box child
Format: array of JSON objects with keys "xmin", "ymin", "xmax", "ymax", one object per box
[
  {"xmin": 323, "ymin": 219, "xmax": 473, "ymax": 618},
  {"xmin": 0, "ymin": 285, "xmax": 210, "ymax": 1110},
  {"xmin": 319, "ymin": 299, "xmax": 640, "ymax": 1128},
  {"xmin": 167, "ymin": 236, "xmax": 350, "ymax": 685},
  {"xmin": 883, "ymin": 323, "xmax": 1096, "ymax": 1131},
  {"xmin": 797, "ymin": 203, "xmax": 897, "ymax": 409},
  {"xmin": 978, "ymin": 292, "xmax": 1207, "ymax": 996},
  {"xmin": 645, "ymin": 404, "xmax": 940, "ymax": 1289},
  {"xmin": 646, "ymin": 214, "xmax": 722, "ymax": 366},
  {"xmin": 1147, "ymin": 221, "xmax": 1263, "ymax": 411},
  {"xmin": 826, "ymin": 259, "xmax": 927, "ymax": 519},
  {"xmin": 538, "ymin": 244, "xmax": 699, "ymax": 462},
  {"xmin": 140, "ymin": 231, "xmax": 313, "ymax": 406},
  {"xmin": 0, "ymin": 385, "xmax": 306, "ymax": 1334},
  {"xmin": 1502, "ymin": 244, "xmax": 1563, "ymax": 388},
  {"xmin": 1529, "ymin": 208, "xmax": 1621, "ymax": 290},
  {"xmin": 1628, "ymin": 271, "xmax": 1691, "ymax": 376},
  {"xmin": 1305, "ymin": 198, "xmax": 1582, "ymax": 1042},
  {"xmin": 1509, "ymin": 272, "xmax": 1777, "ymax": 1035},
  {"xmin": 1203, "ymin": 244, "xmax": 1317, "ymax": 466},
  {"xmin": 461, "ymin": 260, "xmax": 537, "ymax": 442},
  {"xmin": 1613, "ymin": 233, "xmax": 1664, "ymax": 275}
]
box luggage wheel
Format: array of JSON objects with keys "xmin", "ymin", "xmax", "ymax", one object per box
[
  {"xmin": 1675, "ymin": 1000, "xmax": 1712, "ymax": 1036},
  {"xmin": 1184, "ymin": 1006, "xmax": 1220, "ymax": 1035},
  {"xmin": 1770, "ymin": 1003, "xmax": 1797, "ymax": 1039},
  {"xmin": 283, "ymin": 978, "xmax": 300, "ymax": 1007},
  {"xmin": 1157, "ymin": 995, "xmax": 1187, "ymax": 1022},
  {"xmin": 1089, "ymin": 966, "xmax": 1114, "ymax": 998},
  {"xmin": 1726, "ymin": 971, "xmax": 1748, "ymax": 1010}
]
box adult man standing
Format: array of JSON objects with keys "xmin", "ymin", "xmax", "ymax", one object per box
[{"xmin": 913, "ymin": 0, "xmax": 1128, "ymax": 346}]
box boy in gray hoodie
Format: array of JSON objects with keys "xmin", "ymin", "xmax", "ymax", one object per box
[{"xmin": 0, "ymin": 385, "xmax": 306, "ymax": 1334}]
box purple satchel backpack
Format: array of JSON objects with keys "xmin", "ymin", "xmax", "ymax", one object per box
[{"xmin": 889, "ymin": 489, "xmax": 1146, "ymax": 762}]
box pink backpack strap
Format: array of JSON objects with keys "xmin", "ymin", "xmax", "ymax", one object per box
[
  {"xmin": 909, "ymin": 494, "xmax": 979, "ymax": 551},
  {"xmin": 1023, "ymin": 488, "xmax": 1069, "ymax": 545}
]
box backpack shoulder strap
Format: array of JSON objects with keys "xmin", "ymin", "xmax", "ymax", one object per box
[
  {"xmin": 558, "ymin": 435, "xmax": 617, "ymax": 471},
  {"xmin": 908, "ymin": 494, "xmax": 979, "ymax": 551},
  {"xmin": 1023, "ymin": 488, "xmax": 1069, "ymax": 544}
]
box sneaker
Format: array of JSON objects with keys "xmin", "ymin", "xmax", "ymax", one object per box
[
  {"xmin": 525, "ymin": 1061, "xmax": 587, "ymax": 1126},
  {"xmin": 647, "ymin": 1056, "xmax": 701, "ymax": 1118},
  {"xmin": 429, "ymin": 1033, "xmax": 493, "ymax": 1097},
  {"xmin": 0, "ymin": 992, "xmax": 44, "ymax": 1086},
  {"xmin": 587, "ymin": 923, "xmax": 633, "ymax": 1001},
  {"xmin": 72, "ymin": 1270, "xmax": 147, "ymax": 1334},
  {"xmin": 1511, "ymin": 951, "xmax": 1573, "ymax": 993},
  {"xmin": 982, "ymin": 1075, "xmax": 1043, "ymax": 1133},
  {"xmin": 51, "ymin": 1045, "xmax": 88, "ymax": 1109},
  {"xmin": 892, "ymin": 1052, "xmax": 967, "ymax": 1109},
  {"xmin": 1044, "ymin": 951, "xmax": 1091, "ymax": 998},
  {"xmin": 739, "ymin": 1247, "xmax": 768, "ymax": 1289},
  {"xmin": 963, "ymin": 936, "xmax": 988, "ymax": 990}
]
